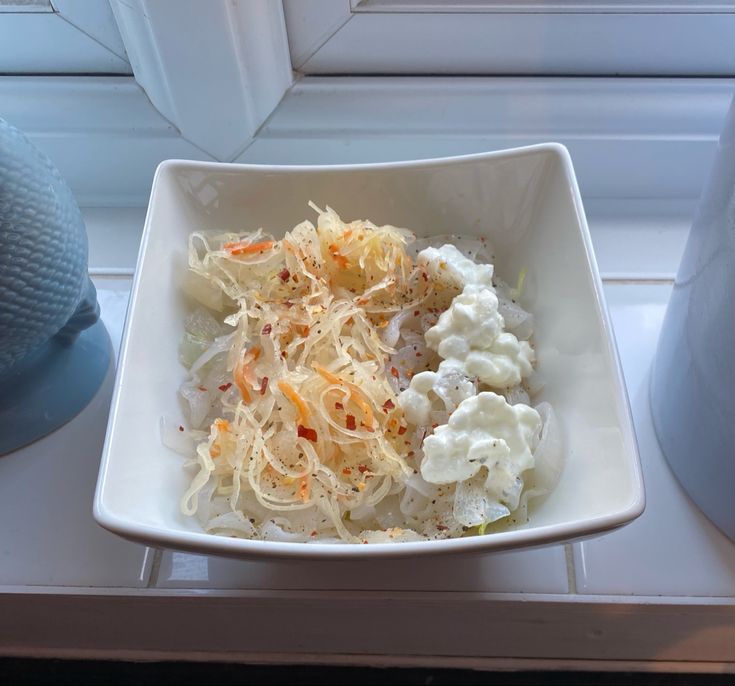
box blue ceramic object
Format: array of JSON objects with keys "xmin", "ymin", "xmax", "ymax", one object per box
[
  {"xmin": 650, "ymin": 95, "xmax": 735, "ymax": 542},
  {"xmin": 0, "ymin": 117, "xmax": 111, "ymax": 454}
]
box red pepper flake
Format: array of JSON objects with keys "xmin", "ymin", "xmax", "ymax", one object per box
[
  {"xmin": 361, "ymin": 422, "xmax": 375, "ymax": 433},
  {"xmin": 342, "ymin": 467, "xmax": 352, "ymax": 475},
  {"xmin": 261, "ymin": 323, "xmax": 272, "ymax": 335},
  {"xmin": 416, "ymin": 352, "xmax": 423, "ymax": 357},
  {"xmin": 335, "ymin": 402, "xmax": 344, "ymax": 411},
  {"xmin": 284, "ymin": 301, "xmax": 293, "ymax": 309},
  {"xmin": 297, "ymin": 425, "xmax": 318, "ymax": 442},
  {"xmin": 310, "ymin": 530, "xmax": 318, "ymax": 537},
  {"xmin": 382, "ymin": 399, "xmax": 395, "ymax": 410},
  {"xmin": 398, "ymin": 425, "xmax": 407, "ymax": 435},
  {"xmin": 218, "ymin": 382, "xmax": 232, "ymax": 392},
  {"xmin": 260, "ymin": 376, "xmax": 269, "ymax": 395},
  {"xmin": 345, "ymin": 414, "xmax": 356, "ymax": 431},
  {"xmin": 413, "ymin": 310, "xmax": 420, "ymax": 316},
  {"xmin": 178, "ymin": 425, "xmax": 184, "ymax": 432},
  {"xmin": 390, "ymin": 367, "xmax": 399, "ymax": 379},
  {"xmin": 436, "ymin": 525, "xmax": 448, "ymax": 531},
  {"xmin": 431, "ymin": 423, "xmax": 438, "ymax": 429},
  {"xmin": 278, "ymin": 268, "xmax": 290, "ymax": 282},
  {"xmin": 281, "ymin": 351, "xmax": 288, "ymax": 358},
  {"xmin": 358, "ymin": 464, "xmax": 368, "ymax": 474},
  {"xmin": 197, "ymin": 386, "xmax": 207, "ymax": 392},
  {"xmin": 421, "ymin": 271, "xmax": 428, "ymax": 282}
]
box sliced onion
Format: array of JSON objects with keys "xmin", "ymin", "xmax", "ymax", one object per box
[
  {"xmin": 160, "ymin": 415, "xmax": 195, "ymax": 456},
  {"xmin": 349, "ymin": 503, "xmax": 377, "ymax": 521},
  {"xmin": 405, "ymin": 472, "xmax": 434, "ymax": 497},
  {"xmin": 260, "ymin": 519, "xmax": 308, "ymax": 542},
  {"xmin": 359, "ymin": 529, "xmax": 426, "ymax": 543},
  {"xmin": 399, "ymin": 485, "xmax": 429, "ymax": 517},
  {"xmin": 498, "ymin": 296, "xmax": 534, "ymax": 340},
  {"xmin": 453, "ymin": 476, "xmax": 510, "ymax": 527},
  {"xmin": 179, "ymin": 382, "xmax": 211, "ymax": 428},
  {"xmin": 189, "ymin": 332, "xmax": 235, "ymax": 377},
  {"xmin": 205, "ymin": 511, "xmax": 258, "ymax": 537},
  {"xmin": 504, "ymin": 385, "xmax": 530, "ymax": 406},
  {"xmin": 381, "ymin": 307, "xmax": 413, "ymax": 348},
  {"xmin": 185, "ymin": 307, "xmax": 222, "ymax": 340},
  {"xmin": 182, "ymin": 270, "xmax": 224, "ymax": 311},
  {"xmin": 432, "ymin": 369, "xmax": 476, "ymax": 412}
]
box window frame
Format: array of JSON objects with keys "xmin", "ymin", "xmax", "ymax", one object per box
[
  {"xmin": 0, "ymin": 0, "xmax": 130, "ymax": 74},
  {"xmin": 284, "ymin": 0, "xmax": 735, "ymax": 75}
]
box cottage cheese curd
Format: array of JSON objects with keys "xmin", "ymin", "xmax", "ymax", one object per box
[
  {"xmin": 425, "ymin": 283, "xmax": 534, "ymax": 387},
  {"xmin": 421, "ymin": 392, "xmax": 542, "ymax": 521},
  {"xmin": 417, "ymin": 243, "xmax": 494, "ymax": 290},
  {"xmin": 398, "ymin": 244, "xmax": 545, "ymax": 525}
]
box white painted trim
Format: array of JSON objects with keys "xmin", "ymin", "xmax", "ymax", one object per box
[
  {"xmin": 0, "ymin": 1, "xmax": 52, "ymax": 12},
  {"xmin": 0, "ymin": 76, "xmax": 212, "ymax": 206},
  {"xmin": 110, "ymin": 0, "xmax": 293, "ymax": 161},
  {"xmin": 290, "ymin": 10, "xmax": 735, "ymax": 75},
  {"xmin": 52, "ymin": 0, "xmax": 128, "ymax": 61},
  {"xmin": 0, "ymin": 11, "xmax": 130, "ymax": 73},
  {"xmin": 241, "ymin": 76, "xmax": 734, "ymax": 199},
  {"xmin": 283, "ymin": 0, "xmax": 353, "ymax": 70},
  {"xmin": 353, "ymin": 0, "xmax": 735, "ymax": 12},
  {"xmin": 1, "ymin": 591, "xmax": 734, "ymax": 663},
  {"xmin": 2, "ymin": 75, "xmax": 731, "ymax": 205}
]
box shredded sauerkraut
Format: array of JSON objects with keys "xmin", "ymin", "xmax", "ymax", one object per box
[{"xmin": 165, "ymin": 204, "xmax": 563, "ymax": 543}]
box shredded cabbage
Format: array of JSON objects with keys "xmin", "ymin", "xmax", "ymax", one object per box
[{"xmin": 171, "ymin": 204, "xmax": 562, "ymax": 543}]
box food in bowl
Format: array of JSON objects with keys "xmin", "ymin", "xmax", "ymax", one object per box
[{"xmin": 164, "ymin": 204, "xmax": 563, "ymax": 544}]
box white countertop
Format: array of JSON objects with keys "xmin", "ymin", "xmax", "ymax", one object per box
[{"xmin": 2, "ymin": 202, "xmax": 734, "ymax": 670}]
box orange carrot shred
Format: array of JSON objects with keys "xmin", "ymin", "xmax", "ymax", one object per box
[
  {"xmin": 233, "ymin": 346, "xmax": 261, "ymax": 402},
  {"xmin": 279, "ymin": 380, "xmax": 310, "ymax": 422},
  {"xmin": 224, "ymin": 240, "xmax": 275, "ymax": 256},
  {"xmin": 313, "ymin": 364, "xmax": 341, "ymax": 385},
  {"xmin": 233, "ymin": 363, "xmax": 251, "ymax": 402}
]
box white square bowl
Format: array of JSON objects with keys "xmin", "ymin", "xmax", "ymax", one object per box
[{"xmin": 94, "ymin": 144, "xmax": 644, "ymax": 560}]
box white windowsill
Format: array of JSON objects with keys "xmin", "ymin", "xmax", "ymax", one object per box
[
  {"xmin": 2, "ymin": 74, "xmax": 734, "ymax": 668},
  {"xmin": 3, "ymin": 202, "xmax": 735, "ymax": 671}
]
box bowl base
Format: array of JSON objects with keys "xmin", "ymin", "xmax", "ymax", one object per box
[{"xmin": 0, "ymin": 319, "xmax": 112, "ymax": 456}]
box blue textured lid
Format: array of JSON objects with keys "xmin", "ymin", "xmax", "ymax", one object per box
[{"xmin": 0, "ymin": 118, "xmax": 89, "ymax": 375}]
